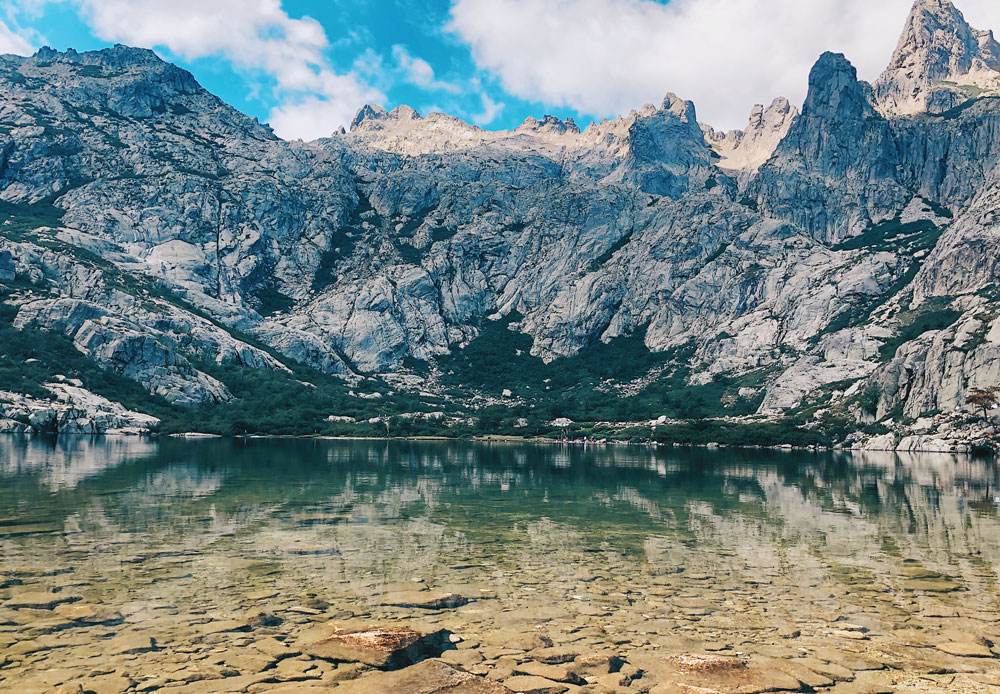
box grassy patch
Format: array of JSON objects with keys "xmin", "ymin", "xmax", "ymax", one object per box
[
  {"xmin": 834, "ymin": 218, "xmax": 939, "ymax": 252},
  {"xmin": 430, "ymin": 314, "xmax": 775, "ymax": 423},
  {"xmin": 933, "ymin": 96, "xmax": 999, "ymax": 120},
  {"xmin": 430, "ymin": 227, "xmax": 458, "ymax": 243},
  {"xmin": 253, "ymin": 283, "xmax": 295, "ymax": 317},
  {"xmin": 957, "ymin": 314, "xmax": 994, "ymax": 354},
  {"xmin": 650, "ymin": 420, "xmax": 826, "ymax": 447},
  {"xmin": 0, "ymin": 197, "xmax": 66, "ymax": 237},
  {"xmin": 75, "ymin": 65, "xmax": 106, "ymax": 79},
  {"xmin": 705, "ymin": 242, "xmax": 730, "ymax": 264},
  {"xmin": 879, "ymin": 298, "xmax": 962, "ymax": 361}
]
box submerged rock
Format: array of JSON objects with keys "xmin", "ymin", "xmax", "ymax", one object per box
[
  {"xmin": 642, "ymin": 653, "xmax": 804, "ymax": 694},
  {"xmin": 53, "ymin": 603, "xmax": 122, "ymax": 624},
  {"xmin": 336, "ymin": 659, "xmax": 512, "ymax": 693},
  {"xmin": 297, "ymin": 622, "xmax": 448, "ymax": 669},
  {"xmin": 936, "ymin": 642, "xmax": 995, "ymax": 657},
  {"xmin": 4, "ymin": 591, "xmax": 82, "ymax": 610},
  {"xmin": 501, "ymin": 675, "xmax": 568, "ymax": 694},
  {"xmin": 378, "ymin": 591, "xmax": 470, "ymax": 610}
]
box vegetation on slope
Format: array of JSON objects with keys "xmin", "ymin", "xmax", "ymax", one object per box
[
  {"xmin": 1, "ymin": 286, "xmax": 846, "ymax": 445},
  {"xmin": 427, "ymin": 314, "xmax": 775, "ymax": 422}
]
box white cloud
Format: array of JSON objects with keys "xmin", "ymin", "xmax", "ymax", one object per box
[
  {"xmin": 448, "ymin": 0, "xmax": 1000, "ymax": 130},
  {"xmin": 472, "ymin": 92, "xmax": 504, "ymax": 126},
  {"xmin": 0, "ymin": 17, "xmax": 34, "ymax": 55},
  {"xmin": 52, "ymin": 0, "xmax": 382, "ymax": 139},
  {"xmin": 269, "ymin": 91, "xmax": 376, "ymax": 141},
  {"xmin": 392, "ymin": 44, "xmax": 461, "ymax": 93}
]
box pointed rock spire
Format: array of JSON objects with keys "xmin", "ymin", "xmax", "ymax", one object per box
[
  {"xmin": 350, "ymin": 104, "xmax": 388, "ymax": 131},
  {"xmin": 803, "ymin": 52, "xmax": 877, "ymax": 121},
  {"xmin": 706, "ymin": 97, "xmax": 798, "ymax": 174},
  {"xmin": 874, "ymin": 0, "xmax": 1000, "ymax": 116},
  {"xmin": 661, "ymin": 92, "xmax": 698, "ymax": 123}
]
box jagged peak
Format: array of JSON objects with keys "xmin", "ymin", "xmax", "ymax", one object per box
[
  {"xmin": 704, "ymin": 96, "xmax": 798, "ymax": 174},
  {"xmin": 874, "ymin": 0, "xmax": 1000, "ymax": 116},
  {"xmin": 351, "ymin": 104, "xmax": 430, "ymax": 131},
  {"xmin": 515, "ymin": 114, "xmax": 580, "ymax": 135},
  {"xmin": 767, "ymin": 96, "xmax": 792, "ymax": 113},
  {"xmin": 803, "ymin": 52, "xmax": 877, "ymax": 120},
  {"xmin": 897, "ymin": 0, "xmax": 1000, "ymax": 73},
  {"xmin": 747, "ymin": 97, "xmax": 795, "ymax": 129},
  {"xmin": 424, "ymin": 111, "xmax": 479, "ymax": 129},
  {"xmin": 911, "ymin": 0, "xmax": 959, "ymax": 14},
  {"xmin": 813, "ymin": 50, "xmax": 855, "ymax": 74},
  {"xmin": 350, "ymin": 104, "xmax": 388, "ymax": 130},
  {"xmin": 389, "ymin": 105, "xmax": 422, "ymax": 121},
  {"xmin": 661, "ymin": 92, "xmax": 697, "ymax": 122},
  {"xmin": 33, "ymin": 46, "xmax": 62, "ymax": 61},
  {"xmin": 33, "ymin": 44, "xmax": 165, "ymax": 69}
]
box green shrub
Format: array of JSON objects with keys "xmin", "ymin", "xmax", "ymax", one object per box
[{"xmin": 879, "ymin": 301, "xmax": 962, "ymax": 361}]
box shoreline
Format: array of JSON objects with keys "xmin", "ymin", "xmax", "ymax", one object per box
[{"xmin": 0, "ymin": 430, "xmax": 993, "ymax": 456}]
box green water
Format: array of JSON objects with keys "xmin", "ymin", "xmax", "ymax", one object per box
[
  {"xmin": 2, "ymin": 437, "xmax": 1000, "ymax": 691},
  {"xmin": 3, "ymin": 438, "xmax": 998, "ymax": 560}
]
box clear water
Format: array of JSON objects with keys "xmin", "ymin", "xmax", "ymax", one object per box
[{"xmin": 2, "ymin": 437, "xmax": 1000, "ymax": 692}]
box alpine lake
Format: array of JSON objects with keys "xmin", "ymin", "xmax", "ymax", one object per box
[{"xmin": 1, "ymin": 437, "xmax": 1000, "ymax": 693}]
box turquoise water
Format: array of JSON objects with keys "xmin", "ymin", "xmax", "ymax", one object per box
[{"xmin": 1, "ymin": 437, "xmax": 1000, "ymax": 691}]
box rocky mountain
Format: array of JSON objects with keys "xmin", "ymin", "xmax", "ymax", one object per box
[
  {"xmin": 874, "ymin": 0, "xmax": 1000, "ymax": 116},
  {"xmin": 703, "ymin": 97, "xmax": 798, "ymax": 176},
  {"xmin": 2, "ymin": 0, "xmax": 1000, "ymax": 450}
]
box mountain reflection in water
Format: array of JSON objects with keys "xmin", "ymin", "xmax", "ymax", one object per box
[{"xmin": 2, "ymin": 437, "xmax": 999, "ymax": 692}]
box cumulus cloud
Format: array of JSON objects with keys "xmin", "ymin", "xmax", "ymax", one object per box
[
  {"xmin": 0, "ymin": 17, "xmax": 34, "ymax": 55},
  {"xmin": 392, "ymin": 44, "xmax": 460, "ymax": 93},
  {"xmin": 52, "ymin": 0, "xmax": 382, "ymax": 139},
  {"xmin": 448, "ymin": 0, "xmax": 1000, "ymax": 130}
]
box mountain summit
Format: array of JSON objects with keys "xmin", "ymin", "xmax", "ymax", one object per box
[{"xmin": 874, "ymin": 0, "xmax": 1000, "ymax": 115}]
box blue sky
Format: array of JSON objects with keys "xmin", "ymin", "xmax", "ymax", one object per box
[
  {"xmin": 2, "ymin": 0, "xmax": 999, "ymax": 141},
  {"xmin": 0, "ymin": 0, "xmax": 594, "ymax": 138}
]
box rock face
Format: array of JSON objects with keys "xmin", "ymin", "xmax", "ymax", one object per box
[
  {"xmin": 704, "ymin": 97, "xmax": 798, "ymax": 175},
  {"xmin": 0, "ymin": 383, "xmax": 159, "ymax": 435},
  {"xmin": 874, "ymin": 0, "xmax": 1000, "ymax": 116},
  {"xmin": 1, "ymin": 1, "xmax": 1000, "ymax": 444},
  {"xmin": 752, "ymin": 52, "xmax": 904, "ymax": 243}
]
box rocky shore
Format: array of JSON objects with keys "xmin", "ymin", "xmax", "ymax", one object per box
[{"xmin": 0, "ymin": 382, "xmax": 159, "ymax": 436}]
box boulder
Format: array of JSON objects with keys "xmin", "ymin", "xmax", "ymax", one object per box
[
  {"xmin": 336, "ymin": 659, "xmax": 512, "ymax": 693},
  {"xmin": 297, "ymin": 622, "xmax": 448, "ymax": 669}
]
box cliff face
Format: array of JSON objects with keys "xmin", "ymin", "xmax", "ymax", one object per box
[
  {"xmin": 2, "ymin": 3, "xmax": 1000, "ymax": 443},
  {"xmin": 874, "ymin": 0, "xmax": 1000, "ymax": 116}
]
